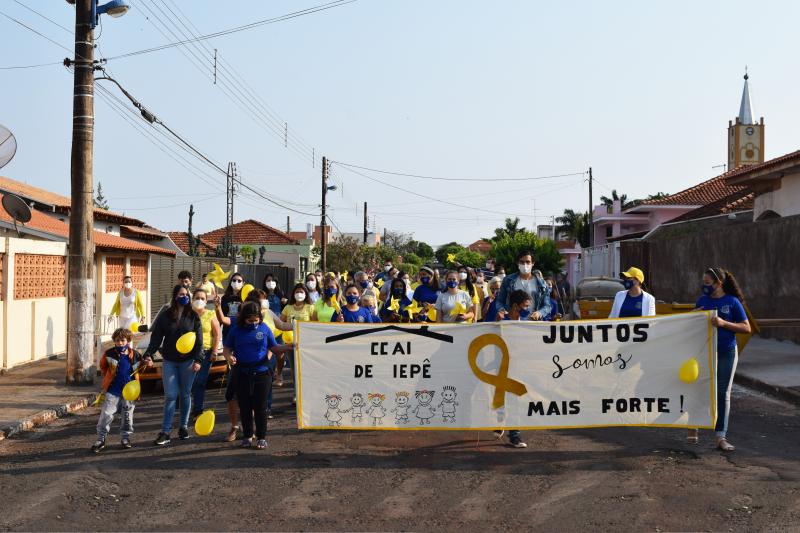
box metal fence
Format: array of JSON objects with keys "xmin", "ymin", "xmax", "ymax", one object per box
[{"xmin": 149, "ymin": 255, "xmax": 233, "ymax": 318}]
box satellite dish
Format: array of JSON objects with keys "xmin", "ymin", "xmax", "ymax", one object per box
[
  {"xmin": 2, "ymin": 193, "xmax": 32, "ymax": 237},
  {"xmin": 0, "ymin": 124, "xmax": 17, "ymax": 169}
]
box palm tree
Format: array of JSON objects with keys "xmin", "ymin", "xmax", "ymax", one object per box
[
  {"xmin": 600, "ymin": 189, "xmax": 629, "ymax": 210},
  {"xmin": 489, "ymin": 217, "xmax": 526, "ymax": 242},
  {"xmin": 556, "ymin": 209, "xmax": 589, "ymax": 248}
]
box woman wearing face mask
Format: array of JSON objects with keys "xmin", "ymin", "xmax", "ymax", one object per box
[
  {"xmin": 189, "ymin": 289, "xmax": 222, "ymax": 420},
  {"xmin": 312, "ymin": 274, "xmax": 343, "ymax": 323},
  {"xmin": 380, "ymin": 278, "xmax": 413, "ymax": 323},
  {"xmin": 143, "ymin": 285, "xmax": 203, "ymax": 446},
  {"xmin": 687, "ymin": 267, "xmax": 751, "ymax": 451},
  {"xmin": 355, "ymin": 271, "xmax": 380, "ymax": 302},
  {"xmin": 109, "ymin": 276, "xmax": 145, "ymax": 330},
  {"xmin": 481, "ymin": 277, "xmax": 503, "ymax": 322},
  {"xmin": 223, "ymin": 301, "xmax": 278, "ymax": 450},
  {"xmin": 412, "ymin": 266, "xmax": 439, "ymax": 322},
  {"xmin": 457, "ymin": 267, "xmax": 481, "ymax": 322},
  {"xmin": 334, "ymin": 285, "xmax": 382, "ymax": 323},
  {"xmin": 214, "ymin": 273, "xmax": 246, "ymax": 442},
  {"xmin": 436, "ymin": 271, "xmax": 475, "ymax": 323},
  {"xmin": 608, "ymin": 267, "xmax": 656, "ymax": 319},
  {"xmin": 277, "ymin": 284, "xmax": 314, "ymax": 387},
  {"xmin": 305, "ymin": 273, "xmax": 321, "ymax": 304},
  {"xmin": 262, "ymin": 273, "xmax": 287, "ymax": 316}
]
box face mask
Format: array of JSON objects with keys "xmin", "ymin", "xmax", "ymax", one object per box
[
  {"xmin": 231, "ymin": 280, "xmax": 243, "ymax": 290},
  {"xmin": 702, "ymin": 284, "xmax": 715, "ymax": 296},
  {"xmin": 123, "ymin": 282, "xmax": 132, "ymax": 289},
  {"xmin": 294, "ymin": 292, "xmax": 306, "ymax": 302},
  {"xmin": 325, "ymin": 287, "xmax": 338, "ymax": 298},
  {"xmin": 247, "ymin": 322, "xmax": 259, "ymax": 331},
  {"xmin": 346, "ymin": 294, "xmax": 360, "ymax": 305},
  {"xmin": 192, "ymin": 299, "xmax": 206, "ymax": 310},
  {"xmin": 265, "ymin": 281, "xmax": 276, "ymax": 290},
  {"xmin": 518, "ymin": 263, "xmax": 533, "ymax": 275},
  {"xmin": 459, "ymin": 272, "xmax": 468, "ymax": 281},
  {"xmin": 498, "ymin": 273, "xmax": 506, "ymax": 279},
  {"xmin": 306, "ymin": 280, "xmax": 317, "ymax": 290},
  {"xmin": 384, "ymin": 265, "xmax": 392, "ymax": 272},
  {"xmin": 420, "ymin": 276, "xmax": 431, "ymax": 285},
  {"xmin": 519, "ymin": 308, "xmax": 532, "ymax": 319},
  {"xmin": 392, "ymin": 287, "xmax": 404, "ymax": 297},
  {"xmin": 116, "ymin": 344, "xmax": 129, "ymax": 353},
  {"xmin": 177, "ymin": 295, "xmax": 190, "ymax": 306},
  {"xmin": 623, "ymin": 279, "xmax": 634, "ymax": 290},
  {"xmin": 260, "ymin": 300, "xmax": 270, "ymax": 310},
  {"xmin": 446, "ymin": 280, "xmax": 458, "ymax": 289},
  {"xmin": 359, "ymin": 280, "xmax": 370, "ymax": 289}
]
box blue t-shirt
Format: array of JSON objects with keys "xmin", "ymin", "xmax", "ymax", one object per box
[
  {"xmin": 333, "ymin": 307, "xmax": 382, "ymax": 324},
  {"xmin": 546, "ymin": 297, "xmax": 559, "ymax": 321},
  {"xmin": 618, "ymin": 293, "xmax": 644, "ymax": 318},
  {"xmin": 223, "ymin": 322, "xmax": 276, "ymax": 373},
  {"xmin": 482, "ymin": 297, "xmax": 499, "ymax": 323},
  {"xmin": 413, "ymin": 285, "xmax": 439, "ymax": 305},
  {"xmin": 266, "ymin": 293, "xmax": 282, "ymax": 315},
  {"xmin": 107, "ymin": 351, "xmax": 133, "ymax": 397},
  {"xmin": 695, "ymin": 294, "xmax": 747, "ymax": 350}
]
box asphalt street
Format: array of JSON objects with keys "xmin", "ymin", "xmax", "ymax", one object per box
[{"xmin": 1, "ymin": 381, "xmax": 799, "ymax": 532}]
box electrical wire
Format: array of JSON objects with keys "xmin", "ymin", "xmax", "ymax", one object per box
[
  {"xmin": 333, "ymin": 160, "xmax": 587, "ymax": 183},
  {"xmin": 123, "ymin": 192, "xmax": 226, "ymax": 211},
  {"xmin": 0, "ymin": 60, "xmax": 62, "ymax": 70},
  {"xmin": 11, "ymin": 0, "xmax": 73, "ymax": 34},
  {"xmin": 0, "ymin": 9, "xmax": 73, "ymax": 53}
]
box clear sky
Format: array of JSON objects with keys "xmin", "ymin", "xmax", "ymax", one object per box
[{"xmin": 2, "ymin": 0, "xmax": 799, "ymax": 246}]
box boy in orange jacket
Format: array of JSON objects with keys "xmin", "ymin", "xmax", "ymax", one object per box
[{"xmin": 92, "ymin": 328, "xmax": 148, "ymax": 453}]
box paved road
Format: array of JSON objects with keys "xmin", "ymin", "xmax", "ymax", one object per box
[{"xmin": 1, "ymin": 381, "xmax": 799, "ymax": 532}]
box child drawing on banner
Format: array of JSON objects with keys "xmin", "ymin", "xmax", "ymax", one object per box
[
  {"xmin": 439, "ymin": 386, "xmax": 458, "ymax": 423},
  {"xmin": 367, "ymin": 393, "xmax": 387, "ymax": 426},
  {"xmin": 413, "ymin": 390, "xmax": 436, "ymax": 425},
  {"xmin": 324, "ymin": 394, "xmax": 345, "ymax": 427},
  {"xmin": 342, "ymin": 393, "xmax": 366, "ymax": 424},
  {"xmin": 391, "ymin": 391, "xmax": 411, "ymax": 424}
]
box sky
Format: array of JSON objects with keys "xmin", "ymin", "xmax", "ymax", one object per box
[{"xmin": 2, "ymin": 0, "xmax": 800, "ymax": 247}]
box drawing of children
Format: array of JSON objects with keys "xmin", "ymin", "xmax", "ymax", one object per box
[
  {"xmin": 342, "ymin": 392, "xmax": 366, "ymax": 424},
  {"xmin": 324, "ymin": 394, "xmax": 345, "ymax": 427},
  {"xmin": 413, "ymin": 390, "xmax": 436, "ymax": 425},
  {"xmin": 391, "ymin": 391, "xmax": 411, "ymax": 424},
  {"xmin": 367, "ymin": 393, "xmax": 387, "ymax": 426},
  {"xmin": 439, "ymin": 386, "xmax": 459, "ymax": 423}
]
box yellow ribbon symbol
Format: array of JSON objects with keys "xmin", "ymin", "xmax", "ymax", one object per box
[{"xmin": 467, "ymin": 333, "xmax": 527, "ymax": 409}]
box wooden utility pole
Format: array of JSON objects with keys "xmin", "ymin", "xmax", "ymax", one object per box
[
  {"xmin": 286, "ymin": 215, "xmax": 290, "ymax": 234},
  {"xmin": 66, "ymin": 0, "xmax": 96, "ymax": 385},
  {"xmin": 588, "ymin": 167, "xmax": 593, "ymax": 248},
  {"xmin": 320, "ymin": 156, "xmax": 328, "ymax": 272},
  {"xmin": 363, "ymin": 201, "xmax": 368, "ymax": 244},
  {"xmin": 187, "ymin": 204, "xmax": 195, "ymax": 256}
]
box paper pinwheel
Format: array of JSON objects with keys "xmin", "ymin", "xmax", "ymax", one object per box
[
  {"xmin": 207, "ymin": 263, "xmax": 231, "ymax": 289},
  {"xmin": 405, "ymin": 299, "xmax": 423, "ymax": 318},
  {"xmin": 388, "ymin": 297, "xmax": 401, "ymax": 312},
  {"xmin": 450, "ymin": 301, "xmax": 467, "ymax": 317}
]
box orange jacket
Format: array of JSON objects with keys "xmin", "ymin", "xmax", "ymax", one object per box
[{"xmin": 99, "ymin": 347, "xmax": 142, "ymax": 392}]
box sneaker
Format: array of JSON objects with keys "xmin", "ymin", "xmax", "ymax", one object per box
[
  {"xmin": 153, "ymin": 432, "xmax": 171, "ymax": 446},
  {"xmin": 178, "ymin": 427, "xmax": 190, "ymax": 440},
  {"xmin": 267, "ymin": 410, "xmax": 274, "ymax": 420},
  {"xmin": 255, "ymin": 439, "xmax": 267, "ymax": 450},
  {"xmin": 121, "ymin": 438, "xmax": 132, "ymax": 449},
  {"xmin": 508, "ymin": 436, "xmax": 528, "ymax": 448},
  {"xmin": 91, "ymin": 439, "xmax": 106, "ymax": 454},
  {"xmin": 225, "ymin": 426, "xmax": 239, "ymax": 442},
  {"xmin": 493, "ymin": 430, "xmax": 505, "ymax": 439}
]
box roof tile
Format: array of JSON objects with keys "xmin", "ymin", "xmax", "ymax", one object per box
[{"xmin": 200, "ymin": 219, "xmax": 299, "ymax": 246}]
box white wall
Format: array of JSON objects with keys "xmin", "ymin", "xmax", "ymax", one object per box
[{"xmin": 755, "ymin": 175, "xmax": 800, "ymax": 218}]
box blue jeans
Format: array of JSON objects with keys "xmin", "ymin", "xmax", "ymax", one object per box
[
  {"xmin": 509, "ymin": 430, "xmax": 521, "ymax": 441},
  {"xmin": 191, "ymin": 350, "xmax": 215, "ymax": 415},
  {"xmin": 716, "ymin": 345, "xmax": 738, "ymax": 439},
  {"xmin": 162, "ymin": 359, "xmax": 196, "ymax": 433}
]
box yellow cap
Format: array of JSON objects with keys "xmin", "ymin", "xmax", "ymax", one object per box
[{"xmin": 620, "ymin": 267, "xmax": 644, "ymax": 284}]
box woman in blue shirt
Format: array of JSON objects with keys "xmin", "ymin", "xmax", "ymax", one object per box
[
  {"xmin": 223, "ymin": 301, "xmax": 278, "ymax": 450},
  {"xmin": 688, "ymin": 267, "xmax": 751, "ymax": 452},
  {"xmin": 411, "ymin": 266, "xmax": 439, "ymax": 322},
  {"xmin": 262, "ymin": 272, "xmax": 286, "ymax": 316},
  {"xmin": 334, "ymin": 285, "xmax": 382, "ymax": 324}
]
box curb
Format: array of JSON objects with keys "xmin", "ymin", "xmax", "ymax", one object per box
[
  {"xmin": 0, "ymin": 393, "xmax": 97, "ymax": 443},
  {"xmin": 735, "ymin": 373, "xmax": 800, "ymax": 406}
]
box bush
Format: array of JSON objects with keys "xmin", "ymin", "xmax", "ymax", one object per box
[
  {"xmin": 491, "ymin": 232, "xmax": 563, "ymax": 277},
  {"xmin": 396, "ymin": 263, "xmax": 419, "ymax": 276},
  {"xmin": 403, "ymin": 252, "xmax": 423, "ymax": 266},
  {"xmin": 454, "ymin": 249, "xmax": 484, "ymax": 268},
  {"xmin": 435, "ymin": 242, "xmax": 465, "ymax": 265}
]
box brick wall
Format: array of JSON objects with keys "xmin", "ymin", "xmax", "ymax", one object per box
[
  {"xmin": 13, "ymin": 254, "xmax": 66, "ymax": 300},
  {"xmin": 105, "ymin": 256, "xmax": 125, "ymax": 293}
]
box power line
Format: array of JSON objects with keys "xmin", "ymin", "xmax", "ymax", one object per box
[
  {"xmin": 11, "ymin": 0, "xmax": 73, "ymax": 34},
  {"xmin": 333, "ymin": 160, "xmax": 587, "ymax": 182},
  {"xmin": 0, "ymin": 60, "xmax": 62, "ymax": 70},
  {"xmin": 123, "ymin": 193, "xmax": 225, "ymax": 211},
  {"xmin": 0, "ymin": 9, "xmax": 72, "ymax": 53}
]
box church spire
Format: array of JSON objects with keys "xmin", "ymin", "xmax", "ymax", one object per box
[{"xmin": 738, "ymin": 69, "xmax": 753, "ymax": 124}]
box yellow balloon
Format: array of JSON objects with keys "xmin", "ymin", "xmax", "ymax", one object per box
[
  {"xmin": 194, "ymin": 409, "xmax": 215, "ymax": 436},
  {"xmin": 129, "ymin": 322, "xmax": 139, "ymax": 333},
  {"xmin": 282, "ymin": 330, "xmax": 294, "ymax": 344},
  {"xmin": 241, "ymin": 283, "xmax": 255, "ymax": 302},
  {"xmin": 679, "ymin": 358, "xmax": 700, "ymax": 383},
  {"xmin": 122, "ymin": 380, "xmax": 141, "ymax": 401},
  {"xmin": 176, "ymin": 331, "xmax": 197, "ymax": 354}
]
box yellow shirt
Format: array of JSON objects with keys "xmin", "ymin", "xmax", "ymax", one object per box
[
  {"xmin": 199, "ymin": 310, "xmax": 216, "ymax": 350},
  {"xmin": 314, "ymin": 298, "xmax": 339, "ymax": 322},
  {"xmin": 282, "ymin": 303, "xmax": 314, "ymax": 322}
]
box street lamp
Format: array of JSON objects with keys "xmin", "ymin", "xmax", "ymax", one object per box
[{"xmin": 67, "ymin": 0, "xmax": 130, "ymax": 28}]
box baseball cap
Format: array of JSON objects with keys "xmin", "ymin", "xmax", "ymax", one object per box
[{"xmin": 620, "ymin": 267, "xmax": 644, "ymax": 284}]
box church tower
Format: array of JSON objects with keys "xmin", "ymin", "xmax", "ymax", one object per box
[{"xmin": 727, "ymin": 71, "xmax": 764, "ymax": 170}]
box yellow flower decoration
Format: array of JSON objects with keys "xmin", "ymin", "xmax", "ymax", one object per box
[
  {"xmin": 375, "ymin": 278, "xmax": 385, "ymax": 289},
  {"xmin": 447, "ymin": 253, "xmax": 456, "ymax": 264},
  {"xmin": 207, "ymin": 263, "xmax": 232, "ymax": 289}
]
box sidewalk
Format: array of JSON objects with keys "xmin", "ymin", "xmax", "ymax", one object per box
[
  {"xmin": 736, "ymin": 335, "xmax": 800, "ymax": 403},
  {"xmin": 0, "ymin": 356, "xmax": 97, "ymax": 442}
]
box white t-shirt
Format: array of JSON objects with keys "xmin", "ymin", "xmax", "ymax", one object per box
[
  {"xmin": 119, "ymin": 289, "xmax": 137, "ymax": 328},
  {"xmin": 435, "ymin": 290, "xmax": 472, "ymax": 323}
]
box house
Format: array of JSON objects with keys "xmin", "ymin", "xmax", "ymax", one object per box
[
  {"xmin": 556, "ymin": 239, "xmax": 582, "ymax": 283},
  {"xmin": 200, "ymin": 219, "xmax": 315, "ymax": 277},
  {"xmin": 166, "ymin": 231, "xmax": 218, "ymax": 256},
  {"xmin": 467, "ymin": 239, "xmax": 491, "ymax": 254},
  {"xmin": 0, "ymin": 176, "xmax": 175, "ymax": 370},
  {"xmin": 724, "ymin": 148, "xmax": 800, "ymax": 220}
]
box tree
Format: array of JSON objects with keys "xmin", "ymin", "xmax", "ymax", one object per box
[
  {"xmin": 414, "ymin": 241, "xmax": 434, "ymax": 260},
  {"xmin": 435, "ymin": 242, "xmax": 465, "ymax": 264},
  {"xmin": 600, "ymin": 189, "xmax": 629, "ymax": 210},
  {"xmin": 487, "ymin": 217, "xmax": 526, "ymax": 242},
  {"xmin": 313, "ymin": 236, "xmax": 362, "ymax": 274},
  {"xmin": 404, "ymin": 252, "xmax": 423, "ymax": 266},
  {"xmin": 454, "ymin": 249, "xmax": 484, "ymax": 268},
  {"xmin": 94, "ymin": 182, "xmax": 109, "ymax": 210},
  {"xmin": 383, "ymin": 230, "xmax": 413, "ymax": 254},
  {"xmin": 490, "ymin": 232, "xmax": 563, "ymax": 276},
  {"xmin": 556, "ymin": 209, "xmax": 590, "ymax": 248}
]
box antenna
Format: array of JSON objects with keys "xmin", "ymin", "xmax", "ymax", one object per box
[
  {"xmin": 0, "ymin": 124, "xmax": 17, "ymax": 169},
  {"xmin": 2, "ymin": 193, "xmax": 32, "ymax": 237}
]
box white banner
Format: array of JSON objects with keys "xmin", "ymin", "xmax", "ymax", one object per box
[{"xmin": 295, "ymin": 312, "xmax": 717, "ymax": 430}]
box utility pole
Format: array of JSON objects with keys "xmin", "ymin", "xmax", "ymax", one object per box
[
  {"xmin": 187, "ymin": 204, "xmax": 195, "ymax": 256},
  {"xmin": 363, "ymin": 201, "xmax": 368, "ymax": 244},
  {"xmin": 588, "ymin": 166, "xmax": 593, "ymax": 248},
  {"xmin": 66, "ymin": 0, "xmax": 95, "ymax": 385},
  {"xmin": 286, "ymin": 215, "xmax": 290, "ymax": 234},
  {"xmin": 226, "ymin": 162, "xmax": 236, "ymax": 261},
  {"xmin": 213, "ymin": 49, "xmax": 217, "ymax": 85},
  {"xmin": 321, "ymin": 156, "xmax": 328, "ymax": 272}
]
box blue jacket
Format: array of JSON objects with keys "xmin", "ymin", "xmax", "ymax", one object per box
[{"xmin": 496, "ymin": 272, "xmax": 552, "ymax": 319}]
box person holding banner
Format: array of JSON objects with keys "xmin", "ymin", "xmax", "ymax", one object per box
[
  {"xmin": 436, "ymin": 271, "xmax": 475, "ymax": 323},
  {"xmin": 608, "ymin": 267, "xmax": 656, "ymax": 318},
  {"xmin": 688, "ymin": 267, "xmax": 751, "ymax": 452},
  {"xmin": 334, "ymin": 285, "xmax": 382, "ymax": 323},
  {"xmin": 496, "ymin": 251, "xmax": 551, "ymax": 321}
]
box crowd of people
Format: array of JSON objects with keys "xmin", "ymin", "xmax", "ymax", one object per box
[{"xmin": 93, "ymin": 251, "xmax": 750, "ymax": 453}]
